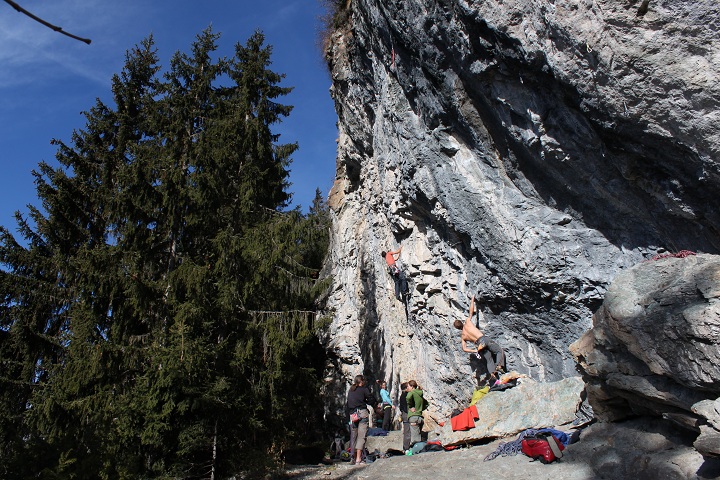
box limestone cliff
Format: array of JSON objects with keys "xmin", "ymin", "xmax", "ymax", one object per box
[{"xmin": 321, "ymin": 0, "xmax": 720, "ymax": 421}]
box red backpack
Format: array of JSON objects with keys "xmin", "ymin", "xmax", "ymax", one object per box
[{"xmin": 521, "ymin": 432, "xmax": 565, "ymax": 464}]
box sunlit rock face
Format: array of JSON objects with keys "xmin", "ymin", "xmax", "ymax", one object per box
[{"xmin": 320, "ymin": 0, "xmax": 720, "ymax": 422}]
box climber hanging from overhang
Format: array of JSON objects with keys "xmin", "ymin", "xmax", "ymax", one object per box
[{"xmin": 454, "ymin": 294, "xmax": 506, "ymax": 385}]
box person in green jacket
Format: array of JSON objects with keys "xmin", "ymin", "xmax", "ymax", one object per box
[{"xmin": 406, "ymin": 380, "xmax": 425, "ymax": 446}]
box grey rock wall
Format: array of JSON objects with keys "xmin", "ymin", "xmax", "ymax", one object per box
[{"xmin": 321, "ymin": 0, "xmax": 720, "ymax": 423}]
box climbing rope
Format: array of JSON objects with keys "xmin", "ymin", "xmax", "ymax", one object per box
[
  {"xmin": 484, "ymin": 428, "xmax": 573, "ymax": 461},
  {"xmin": 483, "ymin": 429, "xmax": 538, "ymax": 461}
]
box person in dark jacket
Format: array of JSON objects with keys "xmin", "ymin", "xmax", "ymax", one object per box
[
  {"xmin": 399, "ymin": 382, "xmax": 412, "ymax": 452},
  {"xmin": 346, "ymin": 374, "xmax": 376, "ymax": 465}
]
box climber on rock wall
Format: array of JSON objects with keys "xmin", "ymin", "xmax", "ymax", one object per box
[
  {"xmin": 454, "ymin": 295, "xmax": 506, "ymax": 384},
  {"xmin": 382, "ymin": 246, "xmax": 408, "ymax": 300}
]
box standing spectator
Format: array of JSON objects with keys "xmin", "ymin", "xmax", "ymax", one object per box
[
  {"xmin": 346, "ymin": 375, "xmax": 375, "ymax": 465},
  {"xmin": 377, "ymin": 380, "xmax": 393, "ymax": 431},
  {"xmin": 399, "ymin": 382, "xmax": 412, "ymax": 452},
  {"xmin": 406, "ymin": 380, "xmax": 425, "ymax": 446}
]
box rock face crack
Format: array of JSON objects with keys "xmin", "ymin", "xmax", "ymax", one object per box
[{"xmin": 322, "ymin": 0, "xmax": 720, "ymax": 423}]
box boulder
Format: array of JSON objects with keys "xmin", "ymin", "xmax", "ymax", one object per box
[
  {"xmin": 365, "ymin": 430, "xmax": 404, "ymax": 454},
  {"xmin": 440, "ymin": 377, "xmax": 583, "ymax": 446},
  {"xmin": 570, "ymin": 253, "xmax": 720, "ymax": 456},
  {"xmin": 693, "ymin": 398, "xmax": 720, "ymax": 457}
]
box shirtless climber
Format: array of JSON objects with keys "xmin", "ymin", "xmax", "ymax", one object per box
[
  {"xmin": 453, "ymin": 295, "xmax": 506, "ymax": 384},
  {"xmin": 381, "ymin": 246, "xmax": 408, "ymax": 300}
]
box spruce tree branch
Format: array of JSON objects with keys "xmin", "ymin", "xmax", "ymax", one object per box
[
  {"xmin": 281, "ymin": 254, "xmax": 318, "ymax": 273},
  {"xmin": 3, "ymin": 0, "xmax": 92, "ymax": 44},
  {"xmin": 257, "ymin": 205, "xmax": 288, "ymax": 217},
  {"xmin": 275, "ymin": 264, "xmax": 316, "ymax": 279}
]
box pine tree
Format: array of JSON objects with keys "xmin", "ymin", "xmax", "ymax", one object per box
[{"xmin": 0, "ymin": 28, "xmax": 330, "ymax": 479}]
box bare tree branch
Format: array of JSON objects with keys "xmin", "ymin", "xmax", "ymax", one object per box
[{"xmin": 3, "ymin": 0, "xmax": 91, "ymax": 44}]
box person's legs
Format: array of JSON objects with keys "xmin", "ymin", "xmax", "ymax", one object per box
[
  {"xmin": 382, "ymin": 405, "xmax": 392, "ymax": 431},
  {"xmin": 349, "ymin": 423, "xmax": 358, "ymax": 463},
  {"xmin": 495, "ymin": 346, "xmax": 506, "ymax": 372},
  {"xmin": 401, "ymin": 412, "xmax": 411, "ymax": 451},
  {"xmin": 480, "ymin": 348, "xmax": 496, "ymax": 374},
  {"xmin": 355, "ymin": 419, "xmax": 369, "ymax": 462},
  {"xmin": 486, "ymin": 340, "xmax": 505, "ymax": 372},
  {"xmin": 399, "ymin": 271, "xmax": 408, "ymax": 296},
  {"xmin": 409, "ymin": 416, "xmax": 422, "ymax": 445}
]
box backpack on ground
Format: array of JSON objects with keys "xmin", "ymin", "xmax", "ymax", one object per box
[{"xmin": 521, "ymin": 431, "xmax": 565, "ymax": 464}]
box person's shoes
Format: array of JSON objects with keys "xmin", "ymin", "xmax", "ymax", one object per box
[
  {"xmin": 404, "ymin": 449, "xmax": 413, "ymax": 456},
  {"xmin": 349, "ymin": 458, "xmax": 356, "ymax": 465}
]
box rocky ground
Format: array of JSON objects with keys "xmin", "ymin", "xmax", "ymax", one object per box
[{"xmin": 279, "ymin": 418, "xmax": 720, "ymax": 480}]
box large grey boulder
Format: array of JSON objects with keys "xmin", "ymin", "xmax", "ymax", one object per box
[
  {"xmin": 439, "ymin": 377, "xmax": 583, "ymax": 446},
  {"xmin": 692, "ymin": 399, "xmax": 720, "ymax": 457},
  {"xmin": 570, "ymin": 253, "xmax": 720, "ymax": 457},
  {"xmin": 364, "ymin": 430, "xmax": 405, "ymax": 454}
]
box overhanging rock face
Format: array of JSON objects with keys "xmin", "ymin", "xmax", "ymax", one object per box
[{"xmin": 321, "ymin": 0, "xmax": 720, "ymax": 422}]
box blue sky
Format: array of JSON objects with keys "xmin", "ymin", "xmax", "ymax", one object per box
[{"xmin": 0, "ymin": 0, "xmax": 338, "ymax": 234}]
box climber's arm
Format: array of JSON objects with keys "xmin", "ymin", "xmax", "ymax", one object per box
[{"xmin": 461, "ymin": 338, "xmax": 476, "ymax": 353}]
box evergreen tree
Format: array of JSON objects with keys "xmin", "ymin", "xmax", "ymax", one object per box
[{"xmin": 0, "ymin": 28, "xmax": 330, "ymax": 479}]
